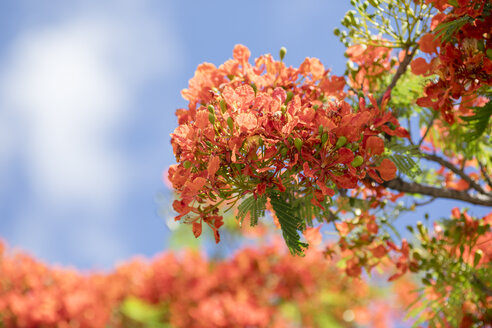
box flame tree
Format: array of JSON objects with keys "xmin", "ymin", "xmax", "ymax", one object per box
[
  {"xmin": 168, "ymin": 0, "xmax": 491, "ymax": 326},
  {"xmin": 0, "ymin": 1, "xmax": 490, "ymax": 327}
]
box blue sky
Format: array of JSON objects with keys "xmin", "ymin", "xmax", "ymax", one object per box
[
  {"xmin": 0, "ymin": 0, "xmax": 353, "ymax": 269},
  {"xmin": 0, "ymin": 0, "xmax": 488, "ymax": 270}
]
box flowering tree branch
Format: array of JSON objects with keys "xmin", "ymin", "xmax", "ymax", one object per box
[{"xmin": 382, "ymin": 177, "xmax": 492, "ymax": 207}]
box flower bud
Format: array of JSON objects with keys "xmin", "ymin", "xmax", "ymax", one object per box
[
  {"xmin": 209, "ymin": 113, "xmax": 215, "ymax": 125},
  {"xmin": 351, "ymin": 155, "xmax": 364, "ymax": 167},
  {"xmin": 285, "ymin": 91, "xmax": 294, "ymax": 104},
  {"xmin": 207, "ymin": 105, "xmax": 215, "ymax": 114},
  {"xmin": 487, "ymin": 48, "xmax": 492, "ymax": 60},
  {"xmin": 251, "ymin": 83, "xmax": 258, "ymax": 95},
  {"xmin": 227, "ymin": 117, "xmax": 234, "ymax": 131},
  {"xmin": 473, "ymin": 249, "xmax": 483, "ymax": 267},
  {"xmin": 183, "ymin": 160, "xmax": 192, "ymax": 169},
  {"xmin": 220, "ymin": 99, "xmax": 227, "ymax": 113},
  {"xmin": 279, "ymin": 47, "xmax": 287, "ymax": 61},
  {"xmin": 294, "ymin": 138, "xmax": 303, "ymax": 151},
  {"xmin": 321, "ymin": 133, "xmax": 328, "ymax": 144},
  {"xmin": 336, "ymin": 136, "xmax": 347, "ymax": 148}
]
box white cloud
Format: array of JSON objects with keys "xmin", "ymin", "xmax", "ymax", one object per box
[
  {"xmin": 0, "ymin": 1, "xmax": 181, "ymax": 267},
  {"xmin": 3, "ymin": 24, "xmax": 124, "ymax": 207}
]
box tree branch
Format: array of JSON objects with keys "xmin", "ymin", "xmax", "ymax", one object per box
[
  {"xmin": 479, "ymin": 161, "xmax": 492, "ymax": 189},
  {"xmin": 377, "ymin": 45, "xmax": 419, "ymax": 106},
  {"xmin": 382, "ymin": 177, "xmax": 492, "ymax": 207},
  {"xmin": 413, "ymin": 196, "xmax": 436, "ymax": 207},
  {"xmin": 422, "ymin": 153, "xmax": 489, "ymax": 195}
]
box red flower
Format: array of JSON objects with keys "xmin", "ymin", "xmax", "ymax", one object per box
[{"xmin": 375, "ymin": 159, "xmax": 397, "ymax": 181}]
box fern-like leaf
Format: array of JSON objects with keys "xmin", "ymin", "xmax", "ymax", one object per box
[
  {"xmin": 237, "ymin": 194, "xmax": 266, "ymax": 226},
  {"xmin": 460, "ymin": 96, "xmax": 492, "ymax": 142},
  {"xmin": 292, "ymin": 194, "xmax": 319, "ymax": 227},
  {"xmin": 269, "ymin": 192, "xmax": 308, "ymax": 256},
  {"xmin": 385, "ymin": 140, "xmax": 422, "ymax": 178},
  {"xmin": 433, "ymin": 16, "xmax": 473, "ymax": 43}
]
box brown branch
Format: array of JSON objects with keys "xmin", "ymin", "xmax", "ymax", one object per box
[
  {"xmin": 413, "ymin": 197, "xmax": 436, "ymax": 207},
  {"xmin": 479, "ymin": 161, "xmax": 492, "ymax": 189},
  {"xmin": 422, "ymin": 153, "xmax": 489, "ymax": 196},
  {"xmin": 377, "ymin": 45, "xmax": 419, "ymax": 106},
  {"xmin": 382, "ymin": 177, "xmax": 492, "ymax": 207}
]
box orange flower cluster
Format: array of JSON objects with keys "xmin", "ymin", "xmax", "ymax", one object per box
[
  {"xmin": 169, "ymin": 45, "xmax": 408, "ymax": 240},
  {"xmin": 332, "ymin": 211, "xmax": 417, "ymax": 281},
  {"xmin": 0, "ymin": 240, "xmax": 409, "ymax": 328},
  {"xmin": 412, "ymin": 0, "xmax": 492, "ymax": 123},
  {"xmin": 346, "ymin": 43, "xmax": 394, "ymax": 93},
  {"xmin": 0, "ymin": 243, "xmax": 131, "ymax": 327}
]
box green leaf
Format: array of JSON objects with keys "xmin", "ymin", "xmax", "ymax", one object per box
[
  {"xmin": 389, "ymin": 72, "xmax": 427, "ymax": 118},
  {"xmin": 236, "ymin": 194, "xmax": 266, "ymax": 226},
  {"xmin": 120, "ymin": 296, "xmax": 168, "ymax": 328},
  {"xmin": 433, "ymin": 16, "xmax": 473, "ymax": 43},
  {"xmin": 385, "ymin": 140, "xmax": 422, "ymax": 178},
  {"xmin": 460, "ymin": 95, "xmax": 492, "ymax": 142},
  {"xmin": 269, "ymin": 192, "xmax": 308, "ymax": 256},
  {"xmin": 291, "ymin": 193, "xmax": 325, "ymax": 227}
]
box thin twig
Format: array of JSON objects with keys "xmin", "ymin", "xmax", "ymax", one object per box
[
  {"xmin": 422, "ymin": 153, "xmax": 489, "ymax": 196},
  {"xmin": 377, "ymin": 45, "xmax": 419, "ymax": 106},
  {"xmin": 413, "ymin": 197, "xmax": 436, "ymax": 207},
  {"xmin": 479, "ymin": 161, "xmax": 492, "ymax": 189}
]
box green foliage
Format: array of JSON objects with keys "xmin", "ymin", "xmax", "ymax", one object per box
[
  {"xmin": 293, "ymin": 194, "xmax": 324, "ymax": 227},
  {"xmin": 425, "ymin": 107, "xmax": 492, "ymax": 166},
  {"xmin": 384, "ymin": 139, "xmax": 422, "ymax": 179},
  {"xmin": 389, "ymin": 72, "xmax": 427, "ymax": 118},
  {"xmin": 460, "ymin": 93, "xmax": 492, "ymax": 142},
  {"xmin": 268, "ymin": 192, "xmax": 308, "ymax": 256},
  {"xmin": 236, "ymin": 194, "xmax": 266, "ymax": 227},
  {"xmin": 409, "ymin": 216, "xmax": 492, "ymax": 327},
  {"xmin": 120, "ymin": 297, "xmax": 170, "ymax": 328},
  {"xmin": 433, "ymin": 15, "xmax": 473, "ymax": 43}
]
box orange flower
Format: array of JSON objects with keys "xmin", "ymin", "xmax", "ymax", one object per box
[
  {"xmin": 299, "ymin": 57, "xmax": 325, "ymax": 80},
  {"xmin": 411, "ymin": 57, "xmax": 431, "ymax": 75},
  {"xmin": 418, "ymin": 33, "xmax": 440, "ymax": 54},
  {"xmin": 365, "ymin": 136, "xmax": 385, "ymax": 156},
  {"xmin": 376, "ymin": 159, "xmax": 397, "ymax": 181},
  {"xmin": 207, "ymin": 156, "xmax": 220, "ymax": 178},
  {"xmin": 235, "ymin": 112, "xmax": 257, "ymax": 132}
]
